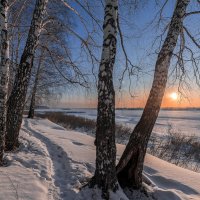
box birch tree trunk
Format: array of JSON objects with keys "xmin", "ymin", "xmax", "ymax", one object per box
[
  {"xmin": 90, "ymin": 0, "xmax": 118, "ymax": 198},
  {"xmin": 117, "ymin": 0, "xmax": 190, "ymax": 189},
  {"xmin": 6, "ymin": 0, "xmax": 48, "ymax": 151},
  {"xmin": 0, "ymin": 0, "xmax": 9, "ymax": 164},
  {"xmin": 28, "ymin": 53, "xmax": 43, "ymax": 119}
]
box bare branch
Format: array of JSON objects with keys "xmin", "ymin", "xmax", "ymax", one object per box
[
  {"xmin": 41, "ymin": 45, "xmax": 89, "ymax": 88},
  {"xmin": 72, "ymin": 0, "xmax": 103, "ymax": 31},
  {"xmin": 117, "ymin": 14, "xmax": 140, "ymax": 96},
  {"xmin": 185, "ymin": 11, "xmax": 200, "ymax": 17},
  {"xmin": 183, "ymin": 26, "xmax": 200, "ymax": 49}
]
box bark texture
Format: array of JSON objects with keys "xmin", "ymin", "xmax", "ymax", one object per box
[
  {"xmin": 28, "ymin": 53, "xmax": 43, "ymax": 119},
  {"xmin": 117, "ymin": 0, "xmax": 190, "ymax": 189},
  {"xmin": 0, "ymin": 0, "xmax": 9, "ymax": 164},
  {"xmin": 6, "ymin": 0, "xmax": 48, "ymax": 151},
  {"xmin": 91, "ymin": 0, "xmax": 118, "ymax": 198}
]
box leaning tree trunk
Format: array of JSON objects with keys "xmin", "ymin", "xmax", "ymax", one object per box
[
  {"xmin": 6, "ymin": 0, "xmax": 48, "ymax": 151},
  {"xmin": 117, "ymin": 0, "xmax": 190, "ymax": 189},
  {"xmin": 27, "ymin": 67, "xmax": 40, "ymax": 119},
  {"xmin": 90, "ymin": 0, "xmax": 118, "ymax": 199},
  {"xmin": 28, "ymin": 53, "xmax": 43, "ymax": 119},
  {"xmin": 0, "ymin": 0, "xmax": 9, "ymax": 164}
]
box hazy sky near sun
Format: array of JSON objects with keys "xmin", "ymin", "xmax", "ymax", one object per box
[
  {"xmin": 58, "ymin": 0, "xmax": 200, "ymax": 108},
  {"xmin": 58, "ymin": 86, "xmax": 200, "ymax": 108}
]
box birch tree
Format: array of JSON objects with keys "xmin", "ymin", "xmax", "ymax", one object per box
[
  {"xmin": 116, "ymin": 0, "xmax": 190, "ymax": 189},
  {"xmin": 6, "ymin": 0, "xmax": 48, "ymax": 151},
  {"xmin": 0, "ymin": 0, "xmax": 9, "ymax": 164},
  {"xmin": 89, "ymin": 0, "xmax": 119, "ymax": 199},
  {"xmin": 28, "ymin": 51, "xmax": 43, "ymax": 119}
]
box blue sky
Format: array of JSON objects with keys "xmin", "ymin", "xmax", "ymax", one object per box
[{"xmin": 56, "ymin": 0, "xmax": 200, "ymax": 108}]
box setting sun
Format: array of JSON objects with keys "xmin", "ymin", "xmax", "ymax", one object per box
[{"xmin": 170, "ymin": 92, "xmax": 178, "ymax": 101}]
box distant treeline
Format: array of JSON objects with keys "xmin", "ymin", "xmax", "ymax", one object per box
[
  {"xmin": 116, "ymin": 107, "xmax": 200, "ymax": 111},
  {"xmin": 34, "ymin": 107, "xmax": 200, "ymax": 111}
]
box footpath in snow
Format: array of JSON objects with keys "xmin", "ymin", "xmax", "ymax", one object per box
[{"xmin": 0, "ymin": 118, "xmax": 199, "ymax": 200}]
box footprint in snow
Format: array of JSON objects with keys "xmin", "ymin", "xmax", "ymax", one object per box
[{"xmin": 72, "ymin": 141, "xmax": 85, "ymax": 146}]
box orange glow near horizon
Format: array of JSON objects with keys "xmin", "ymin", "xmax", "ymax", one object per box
[
  {"xmin": 60, "ymin": 89, "xmax": 200, "ymax": 108},
  {"xmin": 115, "ymin": 90, "xmax": 200, "ymax": 108}
]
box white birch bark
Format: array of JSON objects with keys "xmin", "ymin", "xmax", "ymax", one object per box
[
  {"xmin": 92, "ymin": 0, "xmax": 119, "ymax": 198},
  {"xmin": 0, "ymin": 0, "xmax": 9, "ymax": 164},
  {"xmin": 6, "ymin": 0, "xmax": 48, "ymax": 151}
]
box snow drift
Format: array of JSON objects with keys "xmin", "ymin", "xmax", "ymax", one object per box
[{"xmin": 1, "ymin": 118, "xmax": 199, "ymax": 200}]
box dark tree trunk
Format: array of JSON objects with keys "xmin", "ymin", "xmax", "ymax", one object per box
[
  {"xmin": 0, "ymin": 0, "xmax": 9, "ymax": 164},
  {"xmin": 6, "ymin": 0, "xmax": 48, "ymax": 151},
  {"xmin": 117, "ymin": 0, "xmax": 190, "ymax": 189},
  {"xmin": 90, "ymin": 0, "xmax": 118, "ymax": 199},
  {"xmin": 27, "ymin": 68, "xmax": 39, "ymax": 119},
  {"xmin": 28, "ymin": 52, "xmax": 43, "ymax": 119}
]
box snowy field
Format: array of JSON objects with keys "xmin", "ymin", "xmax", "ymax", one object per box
[
  {"xmin": 36, "ymin": 108, "xmax": 200, "ymax": 137},
  {"xmin": 1, "ymin": 118, "xmax": 200, "ymax": 200}
]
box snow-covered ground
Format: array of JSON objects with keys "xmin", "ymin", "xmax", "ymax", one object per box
[
  {"xmin": 1, "ymin": 118, "xmax": 200, "ymax": 200},
  {"xmin": 36, "ymin": 108, "xmax": 200, "ymax": 137}
]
